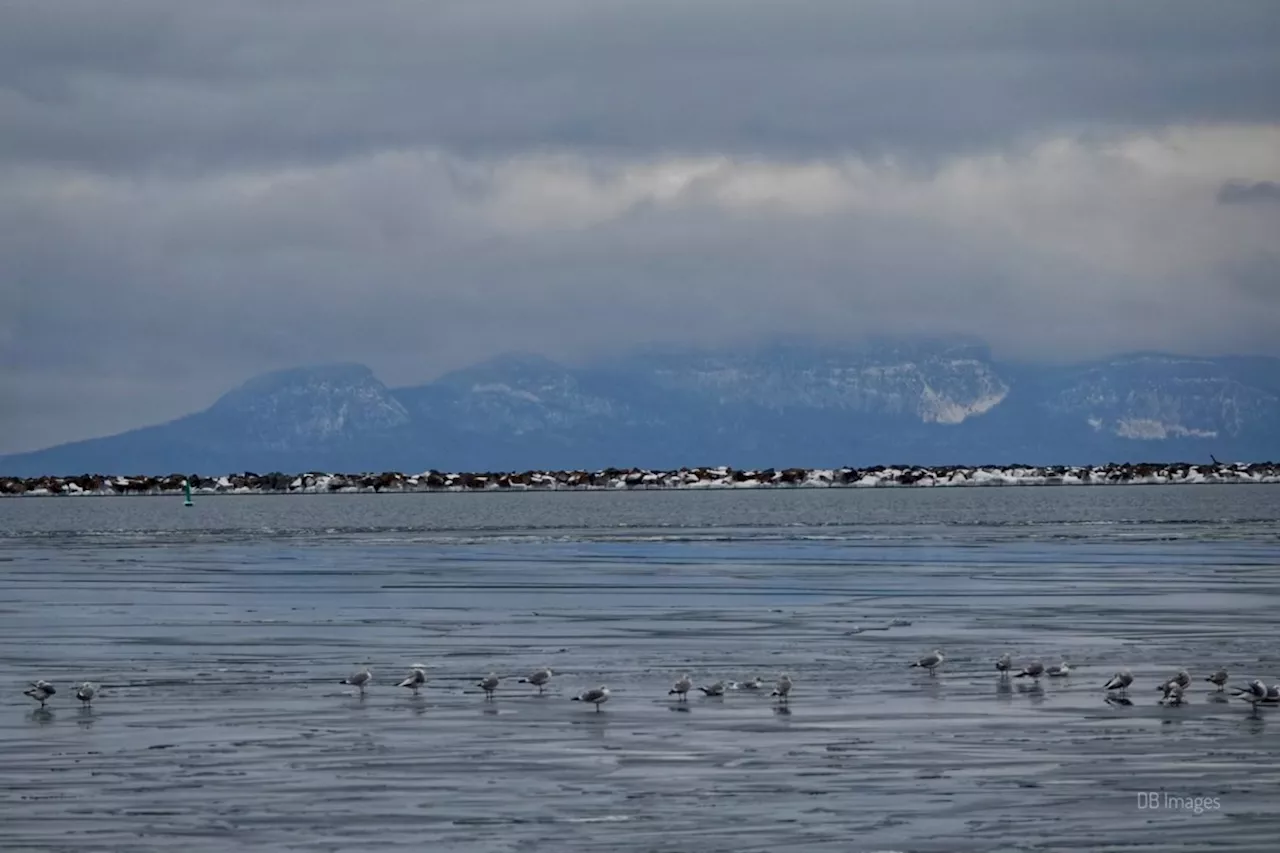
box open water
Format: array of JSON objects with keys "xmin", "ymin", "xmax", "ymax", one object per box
[{"xmin": 2, "ymin": 485, "xmax": 1279, "ymax": 852}]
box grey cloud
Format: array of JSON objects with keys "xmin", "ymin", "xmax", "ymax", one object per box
[
  {"xmin": 2, "ymin": 1, "xmax": 1280, "ymax": 454},
  {"xmin": 4, "ymin": 136, "xmax": 1278, "ymax": 451},
  {"xmin": 1218, "ymin": 180, "xmax": 1280, "ymax": 205},
  {"xmin": 1, "ymin": 0, "xmax": 1278, "ymax": 174},
  {"xmin": 1226, "ymin": 251, "xmax": 1280, "ymax": 300}
]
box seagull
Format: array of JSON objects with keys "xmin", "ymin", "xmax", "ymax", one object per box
[
  {"xmin": 572, "ymin": 686, "xmax": 611, "ymax": 711},
  {"xmin": 75, "ymin": 682, "xmax": 97, "ymax": 705},
  {"xmin": 909, "ymin": 650, "xmax": 945, "ymax": 675},
  {"xmin": 1205, "ymin": 669, "xmax": 1229, "ymax": 691},
  {"xmin": 1160, "ymin": 682, "xmax": 1185, "ymax": 706},
  {"xmin": 477, "ymin": 672, "xmax": 500, "ymax": 699},
  {"xmin": 1016, "ymin": 660, "xmax": 1045, "ymax": 680},
  {"xmin": 24, "ymin": 680, "xmax": 55, "ymax": 707},
  {"xmin": 1046, "ymin": 661, "xmax": 1071, "ymax": 678},
  {"xmin": 995, "ymin": 653, "xmax": 1013, "ymax": 675},
  {"xmin": 1104, "ymin": 669, "xmax": 1134, "ymax": 694},
  {"xmin": 1231, "ymin": 679, "xmax": 1269, "ymax": 708},
  {"xmin": 700, "ymin": 680, "xmax": 727, "ymax": 697},
  {"xmin": 668, "ymin": 674, "xmax": 693, "ymax": 701},
  {"xmin": 340, "ymin": 667, "xmax": 372, "ymax": 694},
  {"xmin": 771, "ymin": 674, "xmax": 793, "ymax": 703},
  {"xmin": 518, "ymin": 667, "xmax": 553, "ymax": 694},
  {"xmin": 1157, "ymin": 669, "xmax": 1191, "ymax": 692},
  {"xmin": 733, "ymin": 677, "xmax": 764, "ymax": 690},
  {"xmin": 397, "ymin": 664, "xmax": 427, "ymax": 692}
]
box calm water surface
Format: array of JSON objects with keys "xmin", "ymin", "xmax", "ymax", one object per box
[{"xmin": 2, "ymin": 486, "xmax": 1279, "ymax": 852}]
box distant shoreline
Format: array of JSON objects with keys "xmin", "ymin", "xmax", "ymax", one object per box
[{"xmin": 2, "ymin": 462, "xmax": 1277, "ymax": 496}]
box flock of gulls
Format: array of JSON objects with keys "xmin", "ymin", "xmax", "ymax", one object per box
[
  {"xmin": 336, "ymin": 666, "xmax": 794, "ymax": 712},
  {"xmin": 983, "ymin": 651, "xmax": 1279, "ymax": 712},
  {"xmin": 23, "ymin": 651, "xmax": 1278, "ymax": 715}
]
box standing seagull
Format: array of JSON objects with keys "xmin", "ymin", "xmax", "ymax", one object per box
[
  {"xmin": 668, "ymin": 674, "xmax": 693, "ymax": 701},
  {"xmin": 699, "ymin": 680, "xmax": 726, "ymax": 698},
  {"xmin": 477, "ymin": 672, "xmax": 500, "ymax": 700},
  {"xmin": 24, "ymin": 680, "xmax": 55, "ymax": 707},
  {"xmin": 341, "ymin": 667, "xmax": 373, "ymax": 695},
  {"xmin": 995, "ymin": 653, "xmax": 1013, "ymax": 676},
  {"xmin": 1016, "ymin": 660, "xmax": 1045, "ymax": 680},
  {"xmin": 771, "ymin": 674, "xmax": 793, "ymax": 704},
  {"xmin": 572, "ymin": 686, "xmax": 611, "ymax": 711},
  {"xmin": 909, "ymin": 650, "xmax": 945, "ymax": 676},
  {"xmin": 397, "ymin": 664, "xmax": 427, "ymax": 693},
  {"xmin": 1231, "ymin": 679, "xmax": 1269, "ymax": 708},
  {"xmin": 1157, "ymin": 669, "xmax": 1191, "ymax": 693},
  {"xmin": 1104, "ymin": 669, "xmax": 1134, "ymax": 695},
  {"xmin": 1205, "ymin": 669, "xmax": 1229, "ymax": 691},
  {"xmin": 518, "ymin": 667, "xmax": 554, "ymax": 694},
  {"xmin": 75, "ymin": 682, "xmax": 97, "ymax": 706}
]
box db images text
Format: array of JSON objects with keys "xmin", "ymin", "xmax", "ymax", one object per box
[{"xmin": 1136, "ymin": 792, "xmax": 1222, "ymax": 815}]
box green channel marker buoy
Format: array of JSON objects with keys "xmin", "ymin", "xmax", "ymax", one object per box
[{"xmin": 183, "ymin": 478, "xmax": 193, "ymax": 507}]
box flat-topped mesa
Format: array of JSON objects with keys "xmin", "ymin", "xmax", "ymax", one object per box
[{"xmin": 1, "ymin": 462, "xmax": 1277, "ymax": 496}]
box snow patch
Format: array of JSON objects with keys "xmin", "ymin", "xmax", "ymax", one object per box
[
  {"xmin": 1115, "ymin": 419, "xmax": 1219, "ymax": 440},
  {"xmin": 919, "ymin": 384, "xmax": 1008, "ymax": 424},
  {"xmin": 471, "ymin": 383, "xmax": 542, "ymax": 404}
]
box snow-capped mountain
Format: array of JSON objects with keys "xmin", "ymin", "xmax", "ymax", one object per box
[
  {"xmin": 0, "ymin": 363, "xmax": 418, "ymax": 476},
  {"xmin": 400, "ymin": 352, "xmax": 630, "ymax": 436},
  {"xmin": 208, "ymin": 363, "xmax": 410, "ymax": 449},
  {"xmin": 1, "ymin": 342, "xmax": 1276, "ymax": 476},
  {"xmin": 1037, "ymin": 354, "xmax": 1280, "ymax": 442},
  {"xmin": 624, "ymin": 341, "xmax": 1010, "ymax": 423}
]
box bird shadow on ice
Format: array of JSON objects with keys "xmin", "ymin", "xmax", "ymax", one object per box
[
  {"xmin": 344, "ymin": 695, "xmax": 371, "ymax": 711},
  {"xmin": 1015, "ymin": 683, "xmax": 1045, "ymax": 704},
  {"xmin": 570, "ymin": 714, "xmax": 611, "ymax": 739},
  {"xmin": 1240, "ymin": 715, "xmax": 1266, "ymax": 735},
  {"xmin": 25, "ymin": 708, "xmax": 55, "ymax": 726}
]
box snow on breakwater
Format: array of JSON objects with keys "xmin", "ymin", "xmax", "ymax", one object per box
[{"xmin": 2, "ymin": 461, "xmax": 1278, "ymax": 496}]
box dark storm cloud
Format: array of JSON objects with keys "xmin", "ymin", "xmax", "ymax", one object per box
[
  {"xmin": 1218, "ymin": 180, "xmax": 1280, "ymax": 205},
  {"xmin": 1, "ymin": 0, "xmax": 1278, "ymax": 173},
  {"xmin": 2, "ymin": 0, "xmax": 1279, "ymax": 454}
]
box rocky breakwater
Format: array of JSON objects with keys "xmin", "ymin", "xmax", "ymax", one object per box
[{"xmin": 1, "ymin": 462, "xmax": 1278, "ymax": 496}]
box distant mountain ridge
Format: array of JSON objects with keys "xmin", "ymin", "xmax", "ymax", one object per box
[{"xmin": 3, "ymin": 340, "xmax": 1278, "ymax": 476}]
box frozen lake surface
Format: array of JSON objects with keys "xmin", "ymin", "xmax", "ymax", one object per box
[{"xmin": 2, "ymin": 486, "xmax": 1279, "ymax": 852}]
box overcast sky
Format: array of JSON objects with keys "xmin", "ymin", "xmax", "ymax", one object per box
[{"xmin": 2, "ymin": 0, "xmax": 1279, "ymax": 454}]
